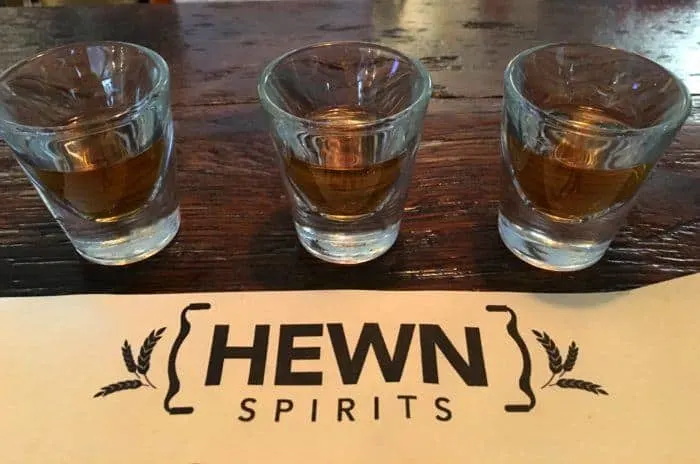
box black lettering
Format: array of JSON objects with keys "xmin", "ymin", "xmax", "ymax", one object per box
[
  {"xmin": 419, "ymin": 325, "xmax": 487, "ymax": 386},
  {"xmin": 238, "ymin": 398, "xmax": 256, "ymax": 422},
  {"xmin": 205, "ymin": 325, "xmax": 269, "ymax": 386},
  {"xmin": 373, "ymin": 396, "xmax": 380, "ymax": 421},
  {"xmin": 328, "ymin": 323, "xmax": 414, "ymax": 384},
  {"xmin": 274, "ymin": 399, "xmax": 294, "ymax": 422},
  {"xmin": 337, "ymin": 398, "xmax": 355, "ymax": 422},
  {"xmin": 435, "ymin": 397, "xmax": 452, "ymax": 421},
  {"xmin": 275, "ymin": 324, "xmax": 323, "ymax": 385},
  {"xmin": 397, "ymin": 394, "xmax": 417, "ymax": 419},
  {"xmin": 311, "ymin": 398, "xmax": 318, "ymax": 422}
]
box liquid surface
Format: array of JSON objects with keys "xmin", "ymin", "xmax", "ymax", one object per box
[
  {"xmin": 25, "ymin": 135, "xmax": 165, "ymax": 221},
  {"xmin": 285, "ymin": 106, "xmax": 405, "ymax": 217},
  {"xmin": 508, "ymin": 105, "xmax": 652, "ymax": 220}
]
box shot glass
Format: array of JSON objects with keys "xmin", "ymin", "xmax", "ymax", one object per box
[
  {"xmin": 498, "ymin": 43, "xmax": 691, "ymax": 271},
  {"xmin": 0, "ymin": 42, "xmax": 179, "ymax": 265},
  {"xmin": 258, "ymin": 41, "xmax": 432, "ymax": 264}
]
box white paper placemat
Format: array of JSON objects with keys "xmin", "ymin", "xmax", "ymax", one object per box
[{"xmin": 1, "ymin": 274, "xmax": 698, "ymax": 463}]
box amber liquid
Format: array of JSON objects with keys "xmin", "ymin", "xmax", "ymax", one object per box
[
  {"xmin": 285, "ymin": 107, "xmax": 406, "ymax": 217},
  {"xmin": 508, "ymin": 105, "xmax": 652, "ymax": 220},
  {"xmin": 29, "ymin": 135, "xmax": 165, "ymax": 221}
]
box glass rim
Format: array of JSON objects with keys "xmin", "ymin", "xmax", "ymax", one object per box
[
  {"xmin": 257, "ymin": 40, "xmax": 433, "ymax": 129},
  {"xmin": 503, "ymin": 42, "xmax": 692, "ymax": 136},
  {"xmin": 0, "ymin": 41, "xmax": 170, "ymax": 137}
]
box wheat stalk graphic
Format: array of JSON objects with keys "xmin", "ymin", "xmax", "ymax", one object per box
[
  {"xmin": 94, "ymin": 328, "xmax": 166, "ymax": 398},
  {"xmin": 532, "ymin": 330, "xmax": 608, "ymax": 396}
]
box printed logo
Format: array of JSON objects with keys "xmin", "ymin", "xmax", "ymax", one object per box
[
  {"xmin": 93, "ymin": 303, "xmax": 609, "ymax": 418},
  {"xmin": 532, "ymin": 330, "xmax": 608, "ymax": 395},
  {"xmin": 94, "ymin": 328, "xmax": 167, "ymax": 397}
]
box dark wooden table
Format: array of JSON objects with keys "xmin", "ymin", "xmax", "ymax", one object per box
[{"xmin": 0, "ymin": 0, "xmax": 698, "ymax": 296}]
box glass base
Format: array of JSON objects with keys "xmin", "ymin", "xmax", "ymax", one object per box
[
  {"xmin": 73, "ymin": 208, "xmax": 181, "ymax": 266},
  {"xmin": 498, "ymin": 212, "xmax": 609, "ymax": 272},
  {"xmin": 295, "ymin": 221, "xmax": 400, "ymax": 265}
]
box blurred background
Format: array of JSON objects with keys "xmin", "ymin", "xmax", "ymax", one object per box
[{"xmin": 2, "ymin": 0, "xmax": 171, "ymax": 5}]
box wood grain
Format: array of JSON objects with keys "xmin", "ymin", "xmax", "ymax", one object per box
[{"xmin": 0, "ymin": 0, "xmax": 698, "ymax": 296}]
